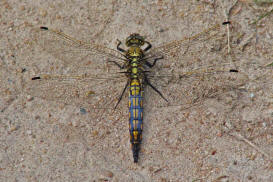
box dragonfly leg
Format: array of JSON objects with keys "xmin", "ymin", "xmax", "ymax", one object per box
[
  {"xmin": 107, "ymin": 60, "xmax": 126, "ymax": 69},
  {"xmin": 145, "ymin": 56, "xmax": 164, "ymax": 68},
  {"xmin": 145, "ymin": 77, "xmax": 168, "ymax": 102},
  {"xmin": 114, "ymin": 80, "xmax": 129, "ymax": 109},
  {"xmin": 143, "ymin": 41, "xmax": 152, "ymax": 52},
  {"xmin": 117, "ymin": 39, "xmax": 126, "ymax": 53}
]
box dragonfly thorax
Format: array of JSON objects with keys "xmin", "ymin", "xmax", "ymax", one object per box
[{"xmin": 126, "ymin": 47, "xmax": 144, "ymax": 58}]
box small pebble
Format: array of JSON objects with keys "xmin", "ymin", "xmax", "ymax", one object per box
[
  {"xmin": 92, "ymin": 130, "xmax": 99, "ymax": 137},
  {"xmin": 80, "ymin": 108, "xmax": 87, "ymax": 114},
  {"xmin": 100, "ymin": 169, "xmax": 114, "ymax": 178},
  {"xmin": 72, "ymin": 120, "xmax": 80, "ymax": 127},
  {"xmin": 26, "ymin": 95, "xmax": 34, "ymax": 101},
  {"xmin": 56, "ymin": 14, "xmax": 61, "ymax": 19},
  {"xmin": 26, "ymin": 130, "xmax": 32, "ymax": 135},
  {"xmin": 159, "ymin": 28, "xmax": 165, "ymax": 32},
  {"xmin": 211, "ymin": 150, "xmax": 217, "ymax": 155},
  {"xmin": 9, "ymin": 126, "xmax": 18, "ymax": 132},
  {"xmin": 39, "ymin": 8, "xmax": 47, "ymax": 17},
  {"xmin": 20, "ymin": 5, "xmax": 25, "ymax": 11}
]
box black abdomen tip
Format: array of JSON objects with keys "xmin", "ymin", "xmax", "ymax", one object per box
[
  {"xmin": 40, "ymin": 26, "xmax": 48, "ymax": 30},
  {"xmin": 31, "ymin": 76, "xmax": 41, "ymax": 80},
  {"xmin": 132, "ymin": 144, "xmax": 140, "ymax": 163}
]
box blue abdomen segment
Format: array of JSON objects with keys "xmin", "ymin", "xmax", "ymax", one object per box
[{"xmin": 129, "ymin": 79, "xmax": 143, "ymax": 163}]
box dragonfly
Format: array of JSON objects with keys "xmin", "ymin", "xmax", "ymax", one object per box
[{"xmin": 25, "ymin": 23, "xmax": 248, "ymax": 163}]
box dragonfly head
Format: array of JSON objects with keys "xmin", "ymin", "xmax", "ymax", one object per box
[{"xmin": 126, "ymin": 33, "xmax": 145, "ymax": 47}]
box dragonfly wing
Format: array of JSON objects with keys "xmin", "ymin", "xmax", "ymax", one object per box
[
  {"xmin": 145, "ymin": 65, "xmax": 249, "ymax": 110},
  {"xmin": 31, "ymin": 27, "xmax": 126, "ymax": 69},
  {"xmin": 142, "ymin": 22, "xmax": 248, "ymax": 109},
  {"xmin": 24, "ymin": 73, "xmax": 128, "ymax": 110},
  {"xmin": 146, "ymin": 23, "xmax": 221, "ymax": 61},
  {"xmin": 0, "ymin": 65, "xmax": 21, "ymax": 109}
]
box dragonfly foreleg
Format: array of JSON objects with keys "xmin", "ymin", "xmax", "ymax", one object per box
[
  {"xmin": 117, "ymin": 39, "xmax": 126, "ymax": 53},
  {"xmin": 144, "ymin": 77, "xmax": 168, "ymax": 102},
  {"xmin": 114, "ymin": 80, "xmax": 129, "ymax": 109},
  {"xmin": 144, "ymin": 56, "xmax": 164, "ymax": 68},
  {"xmin": 143, "ymin": 41, "xmax": 152, "ymax": 52}
]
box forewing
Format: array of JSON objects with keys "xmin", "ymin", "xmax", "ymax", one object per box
[
  {"xmin": 146, "ymin": 23, "xmax": 221, "ymax": 61},
  {"xmin": 0, "ymin": 65, "xmax": 20, "ymax": 106},
  {"xmin": 142, "ymin": 22, "xmax": 249, "ymax": 109},
  {"xmin": 24, "ymin": 73, "xmax": 128, "ymax": 110},
  {"xmin": 31, "ymin": 27, "xmax": 125, "ymax": 69}
]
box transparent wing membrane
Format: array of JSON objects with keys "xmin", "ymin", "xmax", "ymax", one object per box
[
  {"xmin": 31, "ymin": 27, "xmax": 125, "ymax": 69},
  {"xmin": 146, "ymin": 23, "xmax": 222, "ymax": 61},
  {"xmin": 25, "ymin": 73, "xmax": 127, "ymax": 110},
  {"xmin": 145, "ymin": 66, "xmax": 248, "ymax": 109},
  {"xmin": 28, "ymin": 23, "xmax": 249, "ymax": 114},
  {"xmin": 0, "ymin": 65, "xmax": 22, "ymax": 111}
]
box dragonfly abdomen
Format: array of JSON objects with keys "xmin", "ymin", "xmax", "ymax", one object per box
[{"xmin": 129, "ymin": 78, "xmax": 144, "ymax": 163}]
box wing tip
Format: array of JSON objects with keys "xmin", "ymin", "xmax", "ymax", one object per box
[
  {"xmin": 32, "ymin": 76, "xmax": 41, "ymax": 80},
  {"xmin": 229, "ymin": 69, "xmax": 239, "ymax": 73},
  {"xmin": 40, "ymin": 26, "xmax": 48, "ymax": 30},
  {"xmin": 222, "ymin": 21, "xmax": 231, "ymax": 25}
]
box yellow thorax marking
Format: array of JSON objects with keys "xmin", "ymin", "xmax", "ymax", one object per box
[{"xmin": 128, "ymin": 47, "xmax": 142, "ymax": 57}]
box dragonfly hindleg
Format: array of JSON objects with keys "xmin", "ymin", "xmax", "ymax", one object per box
[
  {"xmin": 114, "ymin": 80, "xmax": 129, "ymax": 109},
  {"xmin": 144, "ymin": 56, "xmax": 164, "ymax": 68},
  {"xmin": 108, "ymin": 60, "xmax": 126, "ymax": 69},
  {"xmin": 144, "ymin": 77, "xmax": 168, "ymax": 102}
]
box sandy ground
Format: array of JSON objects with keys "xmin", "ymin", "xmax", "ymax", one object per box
[{"xmin": 0, "ymin": 0, "xmax": 273, "ymax": 181}]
